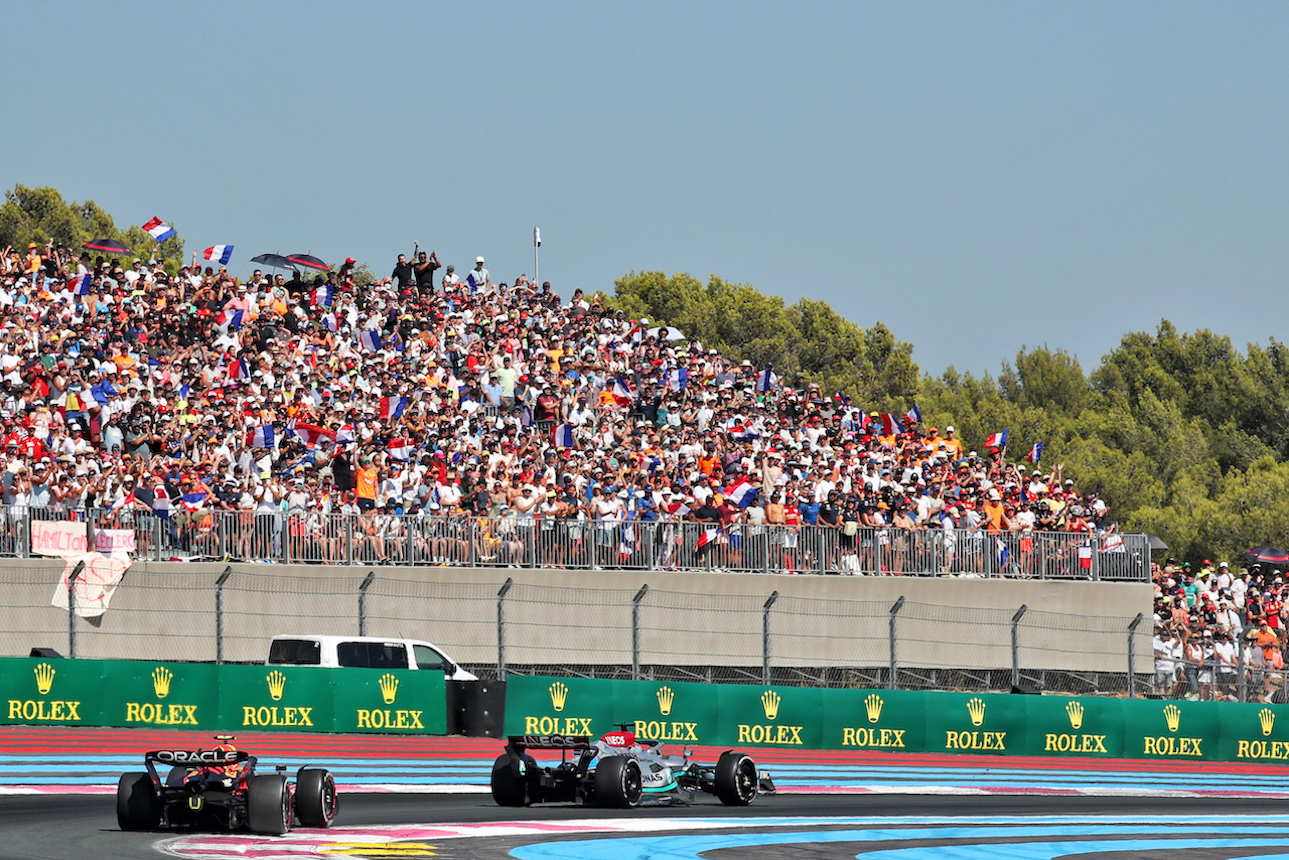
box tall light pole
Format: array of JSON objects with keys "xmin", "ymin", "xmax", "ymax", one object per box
[{"xmin": 534, "ymin": 227, "xmax": 541, "ymax": 285}]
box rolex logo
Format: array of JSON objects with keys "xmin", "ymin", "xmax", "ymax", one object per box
[
  {"xmin": 656, "ymin": 685, "xmax": 674, "ymax": 716},
  {"xmin": 967, "ymin": 697, "xmax": 986, "ymax": 727},
  {"xmin": 865, "ymin": 693, "xmax": 883, "ymax": 724},
  {"xmin": 379, "ymin": 673, "xmax": 399, "ymax": 704},
  {"xmin": 1065, "ymin": 700, "xmax": 1084, "ymax": 730},
  {"xmin": 33, "ymin": 663, "xmax": 55, "ymax": 695},
  {"xmin": 761, "ymin": 690, "xmax": 781, "ymax": 721},
  {"xmin": 152, "ymin": 667, "xmax": 173, "ymax": 699},
  {"xmin": 1163, "ymin": 703, "xmax": 1181, "ymax": 733},
  {"xmin": 1261, "ymin": 707, "xmax": 1276, "ymax": 737},
  {"xmin": 267, "ymin": 670, "xmax": 287, "ymax": 702},
  {"xmin": 549, "ymin": 681, "xmax": 568, "ymax": 712}
]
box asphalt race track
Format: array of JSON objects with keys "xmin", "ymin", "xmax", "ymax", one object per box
[{"xmin": 6, "ymin": 792, "xmax": 1289, "ymax": 860}]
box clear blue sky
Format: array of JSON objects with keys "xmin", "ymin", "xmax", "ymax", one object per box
[{"xmin": 7, "ymin": 2, "xmax": 1287, "ymax": 377}]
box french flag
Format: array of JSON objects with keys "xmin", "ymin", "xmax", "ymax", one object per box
[
  {"xmin": 666, "ymin": 499, "xmax": 691, "ymax": 517},
  {"xmin": 322, "ymin": 313, "xmax": 338, "ymax": 332},
  {"xmin": 290, "ymin": 422, "xmax": 335, "ymax": 449},
  {"xmin": 359, "ymin": 330, "xmax": 382, "ymax": 352},
  {"xmin": 552, "ymin": 423, "xmax": 575, "ymax": 448},
  {"xmin": 217, "ymin": 309, "xmax": 243, "ymax": 330},
  {"xmin": 612, "ymin": 375, "xmax": 634, "ymax": 406},
  {"xmin": 313, "ymin": 285, "xmax": 334, "ymax": 307},
  {"xmin": 985, "ymin": 428, "xmax": 1010, "ymax": 450},
  {"xmin": 142, "ymin": 217, "xmax": 176, "ymax": 242},
  {"xmin": 726, "ymin": 477, "xmax": 757, "ymax": 508},
  {"xmin": 386, "ymin": 438, "xmax": 411, "ymax": 461},
  {"xmin": 755, "ymin": 366, "xmax": 778, "ymax": 393},
  {"xmin": 110, "ymin": 491, "xmax": 136, "ymax": 512},
  {"xmin": 247, "ymin": 425, "xmax": 275, "ymax": 448},
  {"xmin": 1026, "ymin": 442, "xmax": 1043, "ymax": 464},
  {"xmin": 996, "ymin": 537, "xmax": 1011, "ymax": 571},
  {"xmin": 69, "ymin": 273, "xmax": 92, "ymax": 295},
  {"xmin": 335, "ymin": 424, "xmax": 355, "ymax": 446},
  {"xmin": 226, "ymin": 357, "xmax": 248, "ymax": 381},
  {"xmin": 152, "ymin": 485, "xmax": 171, "ymax": 519},
  {"xmin": 904, "ymin": 404, "xmax": 922, "ymax": 426},
  {"xmin": 667, "ymin": 368, "xmax": 688, "ymax": 392},
  {"xmin": 880, "ymin": 413, "xmax": 903, "ymax": 436},
  {"xmin": 697, "ymin": 527, "xmax": 720, "ymax": 550},
  {"xmin": 181, "ymin": 492, "xmax": 208, "ymax": 511},
  {"xmin": 378, "ymin": 396, "xmax": 408, "ymax": 420},
  {"xmin": 203, "ymin": 245, "xmax": 234, "ymax": 265}
]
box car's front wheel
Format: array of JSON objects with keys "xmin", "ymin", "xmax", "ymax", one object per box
[
  {"xmin": 246, "ymin": 775, "xmax": 291, "ymax": 835},
  {"xmin": 713, "ymin": 752, "xmax": 758, "ymax": 805},
  {"xmin": 295, "ymin": 769, "xmax": 337, "ymax": 827}
]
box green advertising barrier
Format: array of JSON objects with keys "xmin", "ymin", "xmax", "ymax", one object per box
[
  {"xmin": 502, "ymin": 675, "xmax": 1289, "ymax": 764},
  {"xmin": 0, "ymin": 658, "xmax": 445, "ymax": 735}
]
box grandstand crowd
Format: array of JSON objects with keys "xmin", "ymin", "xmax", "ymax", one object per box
[{"xmin": 0, "ymin": 239, "xmax": 1123, "ymax": 575}]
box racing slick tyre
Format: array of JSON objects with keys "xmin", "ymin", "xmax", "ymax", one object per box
[
  {"xmin": 246, "ymin": 774, "xmax": 292, "ymax": 835},
  {"xmin": 593, "ymin": 756, "xmax": 643, "ymax": 808},
  {"xmin": 117, "ymin": 772, "xmax": 160, "ymax": 830},
  {"xmin": 490, "ymin": 752, "xmax": 535, "ymax": 807},
  {"xmin": 295, "ymin": 769, "xmax": 337, "ymax": 828},
  {"xmin": 713, "ymin": 752, "xmax": 758, "ymax": 806}
]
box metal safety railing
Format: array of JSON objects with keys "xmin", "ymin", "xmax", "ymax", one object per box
[{"xmin": 4, "ymin": 506, "xmax": 1149, "ymax": 580}]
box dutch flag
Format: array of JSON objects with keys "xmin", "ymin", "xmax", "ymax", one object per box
[
  {"xmin": 203, "ymin": 245, "xmax": 234, "ymax": 265},
  {"xmin": 985, "ymin": 428, "xmax": 1010, "ymax": 450},
  {"xmin": 667, "ymin": 368, "xmax": 688, "ymax": 392},
  {"xmin": 552, "ymin": 423, "xmax": 575, "ymax": 448},
  {"xmin": 248, "ymin": 425, "xmax": 275, "ymax": 448},
  {"xmin": 378, "ymin": 396, "xmax": 408, "ymax": 420},
  {"xmin": 69, "ymin": 273, "xmax": 92, "ymax": 295},
  {"xmin": 725, "ymin": 477, "xmax": 757, "ymax": 508},
  {"xmin": 386, "ymin": 438, "xmax": 411, "ymax": 461},
  {"xmin": 335, "ymin": 424, "xmax": 355, "ymax": 446},
  {"xmin": 1026, "ymin": 441, "xmax": 1044, "ymax": 465},
  {"xmin": 142, "ymin": 217, "xmax": 176, "ymax": 242},
  {"xmin": 181, "ymin": 492, "xmax": 208, "ymax": 511},
  {"xmin": 359, "ymin": 330, "xmax": 382, "ymax": 352}
]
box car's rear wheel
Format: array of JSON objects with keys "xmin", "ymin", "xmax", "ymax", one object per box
[
  {"xmin": 593, "ymin": 756, "xmax": 642, "ymax": 808},
  {"xmin": 714, "ymin": 752, "xmax": 758, "ymax": 806},
  {"xmin": 490, "ymin": 752, "xmax": 534, "ymax": 807},
  {"xmin": 117, "ymin": 772, "xmax": 159, "ymax": 830},
  {"xmin": 246, "ymin": 774, "xmax": 291, "ymax": 835},
  {"xmin": 295, "ymin": 769, "xmax": 337, "ymax": 827}
]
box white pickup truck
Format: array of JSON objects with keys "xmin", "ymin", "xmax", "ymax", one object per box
[{"xmin": 266, "ymin": 635, "xmax": 478, "ymax": 682}]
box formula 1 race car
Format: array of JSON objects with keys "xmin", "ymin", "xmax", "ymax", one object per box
[
  {"xmin": 490, "ymin": 726, "xmax": 775, "ymax": 808},
  {"xmin": 116, "ymin": 737, "xmax": 337, "ymax": 835}
]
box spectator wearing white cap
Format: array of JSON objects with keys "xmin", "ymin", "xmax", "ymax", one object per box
[{"xmin": 466, "ymin": 256, "xmax": 490, "ymax": 294}]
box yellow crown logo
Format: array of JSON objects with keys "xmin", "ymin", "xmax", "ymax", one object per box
[
  {"xmin": 1261, "ymin": 707, "xmax": 1276, "ymax": 737},
  {"xmin": 865, "ymin": 693, "xmax": 884, "ymax": 724},
  {"xmin": 967, "ymin": 697, "xmax": 986, "ymax": 727},
  {"xmin": 761, "ymin": 690, "xmax": 781, "ymax": 721},
  {"xmin": 1163, "ymin": 703, "xmax": 1181, "ymax": 733},
  {"xmin": 656, "ymin": 685, "xmax": 675, "ymax": 716},
  {"xmin": 379, "ymin": 673, "xmax": 399, "ymax": 704},
  {"xmin": 152, "ymin": 667, "xmax": 173, "ymax": 699},
  {"xmin": 549, "ymin": 681, "xmax": 568, "ymax": 712},
  {"xmin": 267, "ymin": 670, "xmax": 287, "ymax": 702},
  {"xmin": 33, "ymin": 663, "xmax": 55, "ymax": 695},
  {"xmin": 1065, "ymin": 700, "xmax": 1084, "ymax": 730}
]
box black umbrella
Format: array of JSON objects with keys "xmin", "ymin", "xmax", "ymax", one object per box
[
  {"xmin": 84, "ymin": 239, "xmax": 131, "ymax": 255},
  {"xmin": 287, "ymin": 253, "xmax": 330, "ymax": 271},
  {"xmin": 1245, "ymin": 546, "xmax": 1289, "ymax": 565},
  {"xmin": 250, "ymin": 253, "xmax": 298, "ymax": 271},
  {"xmin": 1146, "ymin": 534, "xmax": 1169, "ymax": 551}
]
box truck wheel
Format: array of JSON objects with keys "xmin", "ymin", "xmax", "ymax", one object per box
[
  {"xmin": 117, "ymin": 772, "xmax": 159, "ymax": 830},
  {"xmin": 714, "ymin": 752, "xmax": 758, "ymax": 806},
  {"xmin": 246, "ymin": 774, "xmax": 291, "ymax": 835},
  {"xmin": 490, "ymin": 752, "xmax": 534, "ymax": 807},
  {"xmin": 295, "ymin": 769, "xmax": 337, "ymax": 827},
  {"xmin": 593, "ymin": 756, "xmax": 642, "ymax": 808}
]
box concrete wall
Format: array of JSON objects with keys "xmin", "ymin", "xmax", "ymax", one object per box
[{"xmin": 0, "ymin": 559, "xmax": 1151, "ymax": 674}]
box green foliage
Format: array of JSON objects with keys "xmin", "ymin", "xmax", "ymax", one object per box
[{"xmin": 0, "ymin": 185, "xmax": 185, "ymax": 273}]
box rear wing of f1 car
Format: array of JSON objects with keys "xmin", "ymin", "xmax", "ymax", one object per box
[{"xmin": 505, "ymin": 734, "xmax": 592, "ymax": 752}]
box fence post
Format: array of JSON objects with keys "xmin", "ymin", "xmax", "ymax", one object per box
[
  {"xmin": 497, "ymin": 577, "xmax": 514, "ymax": 678},
  {"xmin": 1238, "ymin": 637, "xmax": 1248, "ymax": 703},
  {"xmin": 214, "ymin": 566, "xmax": 233, "ymax": 664},
  {"xmin": 1126, "ymin": 612, "xmax": 1144, "ymax": 698},
  {"xmin": 153, "ymin": 515, "xmax": 163, "ymax": 561},
  {"xmin": 344, "ymin": 516, "xmax": 354, "ymax": 565},
  {"xmin": 358, "ymin": 571, "xmax": 375, "ymax": 636},
  {"xmin": 762, "ymin": 590, "xmax": 780, "ymax": 686},
  {"xmin": 888, "ymin": 595, "xmax": 905, "ymax": 690},
  {"xmin": 66, "ymin": 561, "xmax": 85, "ymax": 659},
  {"xmin": 632, "ymin": 584, "xmax": 650, "ymax": 681},
  {"xmin": 1011, "ymin": 604, "xmax": 1028, "ymax": 689},
  {"xmin": 1090, "ymin": 534, "xmax": 1101, "ymax": 581}
]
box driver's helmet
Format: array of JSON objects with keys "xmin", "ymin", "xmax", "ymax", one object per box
[{"xmin": 210, "ymin": 742, "xmax": 243, "ymax": 778}]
